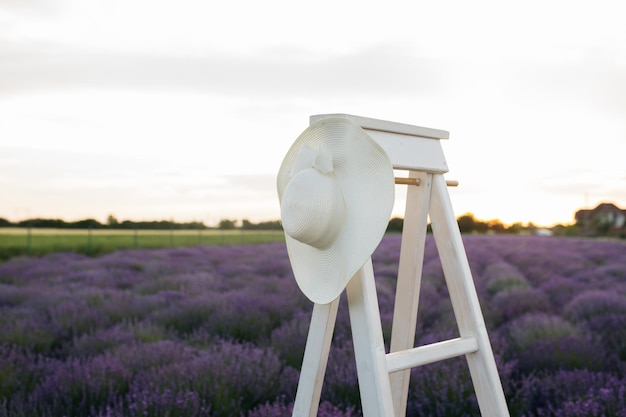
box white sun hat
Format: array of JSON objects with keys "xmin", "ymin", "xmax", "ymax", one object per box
[{"xmin": 277, "ymin": 117, "xmax": 395, "ymax": 304}]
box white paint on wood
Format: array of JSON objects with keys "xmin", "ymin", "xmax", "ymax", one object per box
[
  {"xmin": 309, "ymin": 114, "xmax": 449, "ymax": 139},
  {"xmin": 386, "ymin": 337, "xmax": 479, "ymax": 373},
  {"xmin": 346, "ymin": 259, "xmax": 395, "ymax": 417},
  {"xmin": 388, "ymin": 170, "xmax": 431, "ymax": 416},
  {"xmin": 291, "ymin": 299, "xmax": 339, "ymax": 417},
  {"xmin": 310, "ymin": 114, "xmax": 449, "ymax": 173},
  {"xmin": 429, "ymin": 174, "xmax": 510, "ymax": 417}
]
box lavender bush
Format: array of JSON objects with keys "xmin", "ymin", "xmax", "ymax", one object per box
[{"xmin": 0, "ymin": 235, "xmax": 625, "ymax": 416}]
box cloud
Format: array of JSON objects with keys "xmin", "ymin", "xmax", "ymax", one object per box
[
  {"xmin": 0, "ymin": 144, "xmax": 282, "ymax": 222},
  {"xmin": 0, "ymin": 40, "xmax": 444, "ymax": 99},
  {"xmin": 0, "ymin": 0, "xmax": 60, "ymax": 15},
  {"xmin": 505, "ymin": 51, "xmax": 626, "ymax": 119}
]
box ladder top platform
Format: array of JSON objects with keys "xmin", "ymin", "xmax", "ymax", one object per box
[
  {"xmin": 310, "ymin": 114, "xmax": 450, "ymax": 173},
  {"xmin": 310, "ymin": 114, "xmax": 449, "ymax": 140}
]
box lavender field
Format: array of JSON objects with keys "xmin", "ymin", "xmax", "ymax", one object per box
[{"xmin": 1, "ymin": 235, "xmax": 625, "ymax": 417}]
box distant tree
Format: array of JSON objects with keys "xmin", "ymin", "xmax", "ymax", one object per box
[
  {"xmin": 241, "ymin": 219, "xmax": 283, "ymax": 230},
  {"xmin": 70, "ymin": 218, "xmax": 103, "ymax": 229},
  {"xmin": 0, "ymin": 218, "xmax": 13, "ymax": 227},
  {"xmin": 487, "ymin": 219, "xmax": 506, "ymax": 234},
  {"xmin": 256, "ymin": 220, "xmax": 282, "ymax": 230},
  {"xmin": 18, "ymin": 218, "xmax": 66, "ymax": 228},
  {"xmin": 506, "ymin": 222, "xmax": 524, "ymax": 234},
  {"xmin": 107, "ymin": 214, "xmax": 119, "ymax": 227},
  {"xmin": 387, "ymin": 217, "xmax": 404, "ymax": 233},
  {"xmin": 118, "ymin": 220, "xmax": 135, "ymax": 229},
  {"xmin": 183, "ymin": 221, "xmax": 207, "ymax": 230},
  {"xmin": 218, "ymin": 219, "xmax": 237, "ymax": 230},
  {"xmin": 474, "ymin": 218, "xmax": 489, "ymax": 234},
  {"xmin": 457, "ymin": 213, "xmax": 477, "ymax": 234}
]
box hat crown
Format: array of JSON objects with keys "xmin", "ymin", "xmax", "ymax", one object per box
[
  {"xmin": 280, "ymin": 147, "xmax": 346, "ymax": 250},
  {"xmin": 277, "ymin": 117, "xmax": 395, "ymax": 304}
]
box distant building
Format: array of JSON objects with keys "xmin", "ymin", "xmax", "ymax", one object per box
[
  {"xmin": 534, "ymin": 228, "xmax": 553, "ymax": 237},
  {"xmin": 575, "ymin": 202, "xmax": 626, "ymax": 236}
]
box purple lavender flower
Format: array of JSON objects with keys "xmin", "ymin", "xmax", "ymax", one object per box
[
  {"xmin": 247, "ymin": 398, "xmax": 359, "ymax": 417},
  {"xmin": 513, "ymin": 369, "xmax": 626, "ymax": 417},
  {"xmin": 488, "ymin": 288, "xmax": 551, "ymax": 327},
  {"xmin": 1, "ymin": 236, "xmax": 625, "ymax": 417},
  {"xmin": 564, "ymin": 289, "xmax": 626, "ymax": 323}
]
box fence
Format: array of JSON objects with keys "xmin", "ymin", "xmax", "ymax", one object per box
[{"xmin": 0, "ymin": 228, "xmax": 286, "ymax": 260}]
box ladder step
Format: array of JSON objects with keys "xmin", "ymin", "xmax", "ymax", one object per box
[{"xmin": 386, "ymin": 336, "xmax": 478, "ymax": 374}]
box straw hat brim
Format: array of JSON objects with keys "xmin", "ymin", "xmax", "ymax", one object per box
[{"xmin": 277, "ymin": 117, "xmax": 395, "ymax": 304}]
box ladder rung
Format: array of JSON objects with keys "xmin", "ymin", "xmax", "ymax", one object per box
[
  {"xmin": 386, "ymin": 337, "xmax": 478, "ymax": 374},
  {"xmin": 394, "ymin": 177, "xmax": 459, "ymax": 187}
]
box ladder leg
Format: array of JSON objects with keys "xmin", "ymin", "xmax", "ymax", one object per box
[
  {"xmin": 429, "ymin": 174, "xmax": 510, "ymax": 417},
  {"xmin": 346, "ymin": 258, "xmax": 395, "ymax": 417},
  {"xmin": 292, "ymin": 297, "xmax": 340, "ymax": 417},
  {"xmin": 389, "ymin": 171, "xmax": 431, "ymax": 417}
]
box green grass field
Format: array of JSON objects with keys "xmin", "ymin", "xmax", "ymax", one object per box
[{"xmin": 0, "ymin": 228, "xmax": 285, "ymax": 261}]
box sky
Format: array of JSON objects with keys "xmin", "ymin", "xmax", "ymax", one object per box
[{"xmin": 1, "ymin": 0, "xmax": 625, "ymax": 227}]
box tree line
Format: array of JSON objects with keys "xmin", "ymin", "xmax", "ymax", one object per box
[
  {"xmin": 387, "ymin": 213, "xmax": 567, "ymax": 235},
  {"xmin": 0, "ymin": 216, "xmax": 281, "ymax": 231},
  {"xmin": 0, "ymin": 217, "xmax": 207, "ymax": 230},
  {"xmin": 1, "ymin": 212, "xmax": 560, "ymax": 234}
]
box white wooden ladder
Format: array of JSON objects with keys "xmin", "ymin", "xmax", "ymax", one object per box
[{"xmin": 290, "ymin": 114, "xmax": 510, "ymax": 417}]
